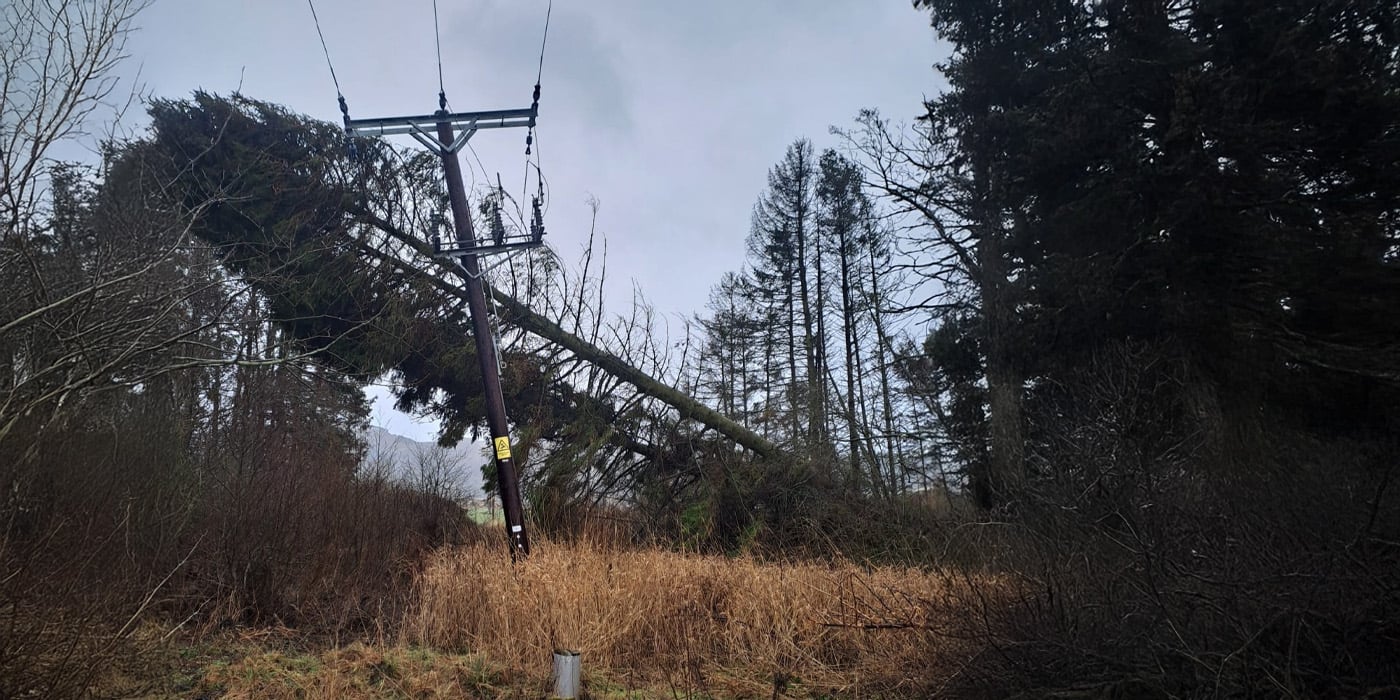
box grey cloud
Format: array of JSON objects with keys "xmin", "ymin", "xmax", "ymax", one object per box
[{"xmin": 443, "ymin": 2, "xmax": 635, "ymax": 135}]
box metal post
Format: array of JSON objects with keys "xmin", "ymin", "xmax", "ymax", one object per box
[
  {"xmin": 435, "ymin": 111, "xmax": 530, "ymax": 559},
  {"xmin": 552, "ymin": 650, "xmax": 580, "ymax": 698}
]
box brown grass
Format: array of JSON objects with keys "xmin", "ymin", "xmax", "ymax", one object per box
[
  {"xmin": 408, "ymin": 537, "xmax": 988, "ymax": 697},
  {"xmin": 197, "ymin": 643, "xmax": 511, "ymax": 699}
]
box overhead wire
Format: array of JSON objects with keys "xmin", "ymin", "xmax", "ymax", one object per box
[
  {"xmin": 535, "ymin": 0, "xmax": 552, "ymax": 85},
  {"xmin": 496, "ymin": 0, "xmax": 556, "ymax": 355},
  {"xmin": 523, "ymin": 0, "xmax": 553, "ymax": 228},
  {"xmin": 432, "ymin": 0, "xmax": 447, "ymax": 106},
  {"xmin": 306, "ymin": 0, "xmax": 343, "ymax": 99},
  {"xmin": 525, "ymin": 0, "xmax": 552, "ymax": 159},
  {"xmin": 306, "ymin": 0, "xmax": 358, "ymax": 167}
]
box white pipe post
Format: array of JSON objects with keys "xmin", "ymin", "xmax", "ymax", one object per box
[{"xmin": 552, "ymin": 649, "xmax": 580, "ymax": 699}]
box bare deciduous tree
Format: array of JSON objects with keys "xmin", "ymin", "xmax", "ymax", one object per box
[{"xmin": 1, "ymin": 0, "xmax": 149, "ymax": 237}]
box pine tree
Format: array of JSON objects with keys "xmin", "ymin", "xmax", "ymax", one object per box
[
  {"xmin": 817, "ymin": 149, "xmax": 877, "ymax": 490},
  {"xmin": 748, "ymin": 139, "xmax": 824, "ymax": 448},
  {"xmin": 906, "ymin": 0, "xmax": 1400, "ymax": 506}
]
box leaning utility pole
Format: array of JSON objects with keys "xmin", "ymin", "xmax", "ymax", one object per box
[{"xmin": 346, "ymin": 93, "xmax": 544, "ymax": 559}]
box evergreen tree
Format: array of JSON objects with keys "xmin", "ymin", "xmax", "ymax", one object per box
[
  {"xmin": 903, "ymin": 0, "xmax": 1400, "ymax": 505},
  {"xmin": 816, "ymin": 149, "xmax": 877, "ymax": 490},
  {"xmin": 747, "ymin": 139, "xmax": 824, "ymax": 447},
  {"xmin": 698, "ymin": 271, "xmax": 764, "ymax": 425}
]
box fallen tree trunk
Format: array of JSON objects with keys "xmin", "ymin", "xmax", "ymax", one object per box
[{"xmin": 357, "ymin": 211, "xmax": 784, "ymax": 461}]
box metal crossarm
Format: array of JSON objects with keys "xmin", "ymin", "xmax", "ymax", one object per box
[
  {"xmin": 436, "ymin": 238, "xmax": 545, "ymax": 258},
  {"xmin": 346, "ymin": 107, "xmax": 536, "ymax": 153}
]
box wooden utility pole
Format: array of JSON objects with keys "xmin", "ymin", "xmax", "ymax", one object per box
[{"xmin": 347, "ymin": 98, "xmax": 542, "ymax": 558}]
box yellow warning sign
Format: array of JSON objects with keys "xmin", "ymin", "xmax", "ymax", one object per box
[{"xmin": 493, "ymin": 437, "xmax": 512, "ymax": 460}]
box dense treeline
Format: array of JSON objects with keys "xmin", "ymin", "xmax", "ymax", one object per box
[
  {"xmin": 894, "ymin": 1, "xmax": 1397, "ymax": 694},
  {"xmin": 905, "ymin": 0, "xmax": 1400, "ymax": 509},
  {"xmin": 697, "ymin": 141, "xmax": 908, "ymax": 490}
]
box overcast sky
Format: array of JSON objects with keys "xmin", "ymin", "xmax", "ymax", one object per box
[{"xmin": 117, "ymin": 1, "xmax": 949, "ymax": 438}]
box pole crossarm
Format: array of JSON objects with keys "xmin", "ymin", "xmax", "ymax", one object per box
[
  {"xmin": 346, "ymin": 107, "xmax": 536, "ymax": 154},
  {"xmin": 437, "ymin": 238, "xmax": 543, "ymax": 260}
]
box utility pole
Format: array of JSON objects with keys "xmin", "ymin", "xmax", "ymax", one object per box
[{"xmin": 346, "ymin": 95, "xmax": 544, "ymax": 559}]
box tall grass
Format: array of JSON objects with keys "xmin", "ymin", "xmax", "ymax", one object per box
[{"xmin": 409, "ymin": 536, "xmax": 987, "ymax": 696}]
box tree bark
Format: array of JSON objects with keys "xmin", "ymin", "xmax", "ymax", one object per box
[
  {"xmin": 489, "ymin": 286, "xmax": 782, "ymax": 461},
  {"xmin": 974, "ymin": 210, "xmax": 1025, "ymax": 510}
]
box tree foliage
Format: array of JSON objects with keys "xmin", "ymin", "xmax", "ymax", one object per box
[
  {"xmin": 894, "ymin": 0, "xmax": 1400, "ymax": 504},
  {"xmin": 869, "ymin": 0, "xmax": 1400, "ymax": 693}
]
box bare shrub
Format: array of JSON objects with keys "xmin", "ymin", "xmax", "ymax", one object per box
[
  {"xmin": 0, "ymin": 407, "xmax": 199, "ymax": 696},
  {"xmin": 942, "ymin": 342, "xmax": 1400, "ymax": 698},
  {"xmin": 190, "ymin": 417, "xmax": 476, "ymax": 634}
]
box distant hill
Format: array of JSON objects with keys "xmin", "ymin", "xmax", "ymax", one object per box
[{"xmin": 360, "ymin": 425, "xmax": 488, "ymax": 500}]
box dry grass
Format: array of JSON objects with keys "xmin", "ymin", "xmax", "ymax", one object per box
[
  {"xmin": 196, "ymin": 643, "xmax": 511, "ymax": 699},
  {"xmin": 408, "ymin": 537, "xmax": 988, "ymax": 697}
]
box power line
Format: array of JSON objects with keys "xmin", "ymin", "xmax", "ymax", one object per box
[
  {"xmin": 315, "ymin": 3, "xmax": 555, "ymax": 559},
  {"xmin": 524, "ymin": 0, "xmax": 550, "ymax": 156},
  {"xmin": 432, "ymin": 0, "xmax": 446, "ymax": 99},
  {"xmin": 306, "ymin": 0, "xmax": 343, "ymax": 98},
  {"xmin": 536, "ymin": 0, "xmax": 553, "ymax": 85},
  {"xmin": 523, "ymin": 0, "xmax": 553, "ymax": 216},
  {"xmin": 345, "ymin": 106, "xmax": 545, "ymax": 558}
]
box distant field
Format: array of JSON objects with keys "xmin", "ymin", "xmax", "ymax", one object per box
[{"xmin": 462, "ymin": 500, "xmax": 503, "ymax": 525}]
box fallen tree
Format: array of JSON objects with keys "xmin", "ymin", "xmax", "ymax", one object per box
[
  {"xmin": 141, "ymin": 91, "xmax": 781, "ymax": 468},
  {"xmin": 356, "ymin": 211, "xmax": 781, "ymax": 460}
]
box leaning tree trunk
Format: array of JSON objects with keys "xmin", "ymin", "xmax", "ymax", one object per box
[{"xmin": 360, "ymin": 212, "xmax": 784, "ymax": 462}]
